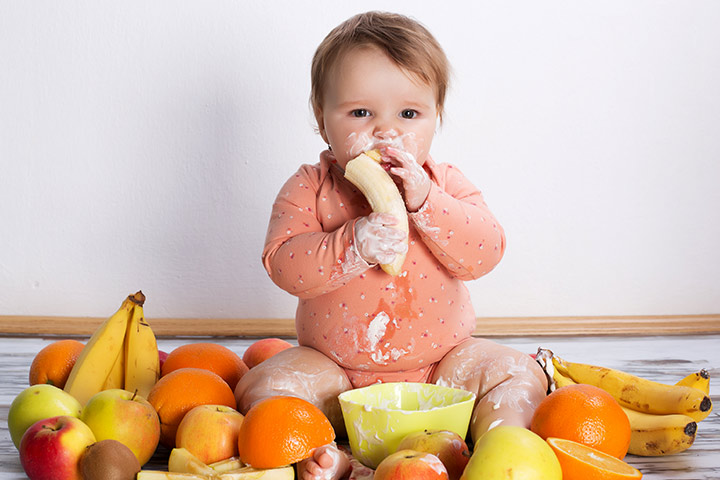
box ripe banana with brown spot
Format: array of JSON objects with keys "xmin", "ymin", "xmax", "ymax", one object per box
[
  {"xmin": 344, "ymin": 149, "xmax": 409, "ymax": 276},
  {"xmin": 550, "ymin": 364, "xmax": 698, "ymax": 456},
  {"xmin": 622, "ymin": 406, "xmax": 697, "ymax": 456},
  {"xmin": 676, "ymin": 369, "xmax": 710, "ymax": 394},
  {"xmin": 552, "ymin": 356, "xmax": 712, "ymax": 420},
  {"xmin": 65, "ymin": 293, "xmax": 141, "ymax": 405},
  {"xmin": 124, "ymin": 292, "xmax": 160, "ymax": 399}
]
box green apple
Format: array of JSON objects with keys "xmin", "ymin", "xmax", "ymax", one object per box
[
  {"xmin": 8, "ymin": 384, "xmax": 83, "ymax": 449},
  {"xmin": 80, "ymin": 388, "xmax": 160, "ymax": 466},
  {"xmin": 460, "ymin": 426, "xmax": 562, "ymax": 480},
  {"xmin": 19, "ymin": 415, "xmax": 96, "ymax": 480},
  {"xmin": 176, "ymin": 404, "xmax": 244, "ymax": 464}
]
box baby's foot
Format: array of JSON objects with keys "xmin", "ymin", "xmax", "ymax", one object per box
[{"xmin": 297, "ymin": 443, "xmax": 351, "ymax": 480}]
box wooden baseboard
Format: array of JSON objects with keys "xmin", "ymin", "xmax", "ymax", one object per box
[{"xmin": 1, "ymin": 314, "xmax": 718, "ymax": 338}]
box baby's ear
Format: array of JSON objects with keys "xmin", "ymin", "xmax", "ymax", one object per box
[{"xmin": 315, "ymin": 111, "xmax": 329, "ymax": 144}]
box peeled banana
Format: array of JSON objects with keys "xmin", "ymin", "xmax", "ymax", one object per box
[
  {"xmin": 344, "ymin": 149, "xmax": 409, "ymax": 276},
  {"xmin": 124, "ymin": 294, "xmax": 160, "ymax": 399},
  {"xmin": 65, "ymin": 293, "xmax": 140, "ymax": 405},
  {"xmin": 552, "ymin": 356, "xmax": 712, "ymax": 420}
]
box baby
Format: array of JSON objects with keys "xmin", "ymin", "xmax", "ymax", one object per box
[{"xmin": 235, "ymin": 11, "xmax": 547, "ymax": 480}]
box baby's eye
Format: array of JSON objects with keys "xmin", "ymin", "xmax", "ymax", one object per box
[
  {"xmin": 401, "ymin": 109, "xmax": 418, "ymax": 119},
  {"xmin": 352, "ymin": 109, "xmax": 370, "ymax": 118}
]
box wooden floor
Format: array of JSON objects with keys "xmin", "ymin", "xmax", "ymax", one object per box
[{"xmin": 1, "ymin": 334, "xmax": 718, "ymax": 479}]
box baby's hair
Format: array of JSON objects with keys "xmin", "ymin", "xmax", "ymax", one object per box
[{"xmin": 311, "ymin": 11, "xmax": 450, "ymax": 125}]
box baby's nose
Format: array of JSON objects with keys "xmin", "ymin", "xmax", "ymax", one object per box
[{"xmin": 373, "ymin": 128, "xmax": 398, "ymax": 141}]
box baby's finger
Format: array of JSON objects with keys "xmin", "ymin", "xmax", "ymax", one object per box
[{"xmin": 368, "ymin": 212, "xmax": 399, "ymax": 226}]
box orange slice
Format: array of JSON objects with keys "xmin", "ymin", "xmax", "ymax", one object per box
[{"xmin": 547, "ymin": 437, "xmax": 643, "ymax": 480}]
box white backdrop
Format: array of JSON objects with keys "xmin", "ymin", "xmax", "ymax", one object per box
[{"xmin": 2, "ymin": 1, "xmax": 719, "ymax": 320}]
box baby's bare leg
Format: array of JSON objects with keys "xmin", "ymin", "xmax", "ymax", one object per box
[
  {"xmin": 234, "ymin": 346, "xmax": 353, "ymax": 436},
  {"xmin": 431, "ymin": 338, "xmax": 547, "ymax": 442},
  {"xmin": 234, "ymin": 346, "xmax": 353, "ymax": 480}
]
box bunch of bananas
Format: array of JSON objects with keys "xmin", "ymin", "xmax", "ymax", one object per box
[
  {"xmin": 537, "ymin": 349, "xmax": 712, "ymax": 456},
  {"xmin": 64, "ymin": 291, "xmax": 160, "ymax": 405}
]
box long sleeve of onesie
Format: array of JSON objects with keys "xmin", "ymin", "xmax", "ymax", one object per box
[
  {"xmin": 410, "ymin": 159, "xmax": 506, "ymax": 281},
  {"xmin": 262, "ymin": 160, "xmax": 372, "ymax": 299}
]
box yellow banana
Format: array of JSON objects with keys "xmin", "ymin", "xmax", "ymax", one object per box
[
  {"xmin": 553, "ymin": 356, "xmax": 712, "ymax": 420},
  {"xmin": 344, "ymin": 149, "xmax": 409, "ymax": 276},
  {"xmin": 124, "ymin": 292, "xmax": 160, "ymax": 399},
  {"xmin": 64, "ymin": 293, "xmax": 141, "ymax": 405},
  {"xmin": 622, "ymin": 406, "xmax": 697, "ymax": 456},
  {"xmin": 101, "ymin": 346, "xmax": 125, "ymax": 390},
  {"xmin": 674, "ymin": 369, "xmax": 712, "ymax": 421},
  {"xmin": 675, "ymin": 369, "xmax": 710, "ymax": 395},
  {"xmin": 552, "ymin": 368, "xmax": 577, "ymax": 389}
]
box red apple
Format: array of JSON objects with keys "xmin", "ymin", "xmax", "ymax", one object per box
[
  {"xmin": 242, "ymin": 338, "xmax": 293, "ymax": 369},
  {"xmin": 176, "ymin": 404, "xmax": 244, "ymax": 464},
  {"xmin": 80, "ymin": 389, "xmax": 160, "ymax": 466},
  {"xmin": 374, "ymin": 449, "xmax": 449, "ymax": 480},
  {"xmin": 158, "ymin": 350, "xmax": 169, "ymax": 372},
  {"xmin": 19, "ymin": 415, "xmax": 96, "ymax": 480},
  {"xmin": 396, "ymin": 430, "xmax": 470, "ymax": 480}
]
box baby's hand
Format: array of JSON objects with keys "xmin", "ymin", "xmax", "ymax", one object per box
[
  {"xmin": 381, "ymin": 146, "xmax": 431, "ymax": 212},
  {"xmin": 354, "ymin": 212, "xmax": 408, "ymax": 265}
]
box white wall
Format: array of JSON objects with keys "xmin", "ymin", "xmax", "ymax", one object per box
[{"xmin": 2, "ymin": 1, "xmax": 719, "ymax": 320}]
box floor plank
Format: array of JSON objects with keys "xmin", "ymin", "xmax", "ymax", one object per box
[{"xmin": 1, "ymin": 334, "xmax": 718, "ymax": 479}]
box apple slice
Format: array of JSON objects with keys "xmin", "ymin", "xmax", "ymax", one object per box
[
  {"xmin": 209, "ymin": 457, "xmax": 244, "ymax": 472},
  {"xmin": 137, "ymin": 473, "xmax": 213, "ymax": 480},
  {"xmin": 218, "ymin": 466, "xmax": 294, "ymax": 479},
  {"xmin": 169, "ymin": 448, "xmax": 217, "ymax": 475}
]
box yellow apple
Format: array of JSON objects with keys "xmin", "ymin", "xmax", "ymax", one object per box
[
  {"xmin": 8, "ymin": 384, "xmax": 83, "ymax": 449},
  {"xmin": 176, "ymin": 404, "xmax": 244, "ymax": 464},
  {"xmin": 80, "ymin": 388, "xmax": 160, "ymax": 466},
  {"xmin": 19, "ymin": 415, "xmax": 96, "ymax": 480}
]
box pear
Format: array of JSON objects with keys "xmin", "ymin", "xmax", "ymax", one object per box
[{"xmin": 460, "ymin": 426, "xmax": 561, "ymax": 480}]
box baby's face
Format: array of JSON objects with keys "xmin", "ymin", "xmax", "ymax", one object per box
[{"xmin": 318, "ymin": 46, "xmax": 439, "ymax": 169}]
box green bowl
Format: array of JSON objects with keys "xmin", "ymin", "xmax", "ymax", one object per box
[{"xmin": 338, "ymin": 382, "xmax": 476, "ymax": 468}]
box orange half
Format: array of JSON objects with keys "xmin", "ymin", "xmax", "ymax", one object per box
[{"xmin": 547, "ymin": 437, "xmax": 642, "ymax": 480}]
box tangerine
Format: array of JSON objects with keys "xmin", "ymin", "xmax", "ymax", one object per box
[
  {"xmin": 547, "ymin": 437, "xmax": 643, "ymax": 480},
  {"xmin": 237, "ymin": 396, "xmax": 335, "ymax": 468},
  {"xmin": 161, "ymin": 342, "xmax": 249, "ymax": 390},
  {"xmin": 531, "ymin": 383, "xmax": 631, "ymax": 459},
  {"xmin": 147, "ymin": 367, "xmax": 236, "ymax": 447},
  {"xmin": 29, "ymin": 339, "xmax": 85, "ymax": 389}
]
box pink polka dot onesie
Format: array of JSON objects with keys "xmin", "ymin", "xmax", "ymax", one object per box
[{"xmin": 262, "ymin": 150, "xmax": 506, "ymax": 388}]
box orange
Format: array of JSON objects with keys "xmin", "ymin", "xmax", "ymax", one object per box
[
  {"xmin": 147, "ymin": 367, "xmax": 236, "ymax": 447},
  {"xmin": 29, "ymin": 339, "xmax": 85, "ymax": 389},
  {"xmin": 237, "ymin": 396, "xmax": 335, "ymax": 468},
  {"xmin": 531, "ymin": 383, "xmax": 631, "ymax": 459},
  {"xmin": 161, "ymin": 342, "xmax": 249, "ymax": 390},
  {"xmin": 548, "ymin": 437, "xmax": 643, "ymax": 480}
]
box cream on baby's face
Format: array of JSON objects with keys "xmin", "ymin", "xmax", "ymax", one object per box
[{"xmin": 318, "ymin": 45, "xmax": 439, "ymax": 169}]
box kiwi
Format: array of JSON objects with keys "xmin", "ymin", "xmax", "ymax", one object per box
[{"xmin": 79, "ymin": 439, "xmax": 141, "ymax": 480}]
